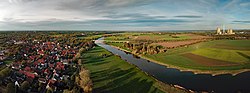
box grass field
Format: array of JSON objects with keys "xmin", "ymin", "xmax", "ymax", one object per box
[
  {"xmin": 106, "ymin": 37, "xmax": 250, "ymax": 72},
  {"xmin": 192, "ymin": 48, "xmax": 250, "ymax": 63},
  {"xmin": 81, "ymin": 46, "xmax": 187, "ymax": 93},
  {"xmin": 212, "ymin": 40, "xmax": 250, "ymax": 50},
  {"xmin": 146, "ymin": 40, "xmax": 250, "ymax": 70},
  {"xmin": 3, "ymin": 60, "xmax": 13, "ymax": 65}
]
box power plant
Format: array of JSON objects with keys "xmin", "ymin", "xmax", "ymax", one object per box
[{"xmin": 216, "ymin": 26, "xmax": 235, "ymax": 35}]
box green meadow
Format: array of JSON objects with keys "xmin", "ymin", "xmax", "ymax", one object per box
[
  {"xmin": 192, "ymin": 48, "xmax": 250, "ymax": 63},
  {"xmin": 145, "ymin": 40, "xmax": 250, "ymax": 70},
  {"xmin": 81, "ymin": 46, "xmax": 187, "ymax": 93}
]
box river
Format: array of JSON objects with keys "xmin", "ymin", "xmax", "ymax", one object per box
[{"xmin": 95, "ymin": 37, "xmax": 250, "ymax": 93}]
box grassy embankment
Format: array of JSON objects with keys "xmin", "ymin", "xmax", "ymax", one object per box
[
  {"xmin": 106, "ymin": 39, "xmax": 250, "ymax": 75},
  {"xmin": 81, "ymin": 46, "xmax": 188, "ymax": 93}
]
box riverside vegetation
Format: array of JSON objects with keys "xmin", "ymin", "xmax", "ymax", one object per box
[{"xmin": 105, "ymin": 31, "xmax": 250, "ymax": 75}]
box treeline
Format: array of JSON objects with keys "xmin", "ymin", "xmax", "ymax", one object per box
[
  {"xmin": 63, "ymin": 65, "xmax": 93, "ymax": 93},
  {"xmin": 213, "ymin": 34, "xmax": 250, "ymax": 40},
  {"xmin": 124, "ymin": 42, "xmax": 167, "ymax": 54},
  {"xmin": 63, "ymin": 44, "xmax": 94, "ymax": 93}
]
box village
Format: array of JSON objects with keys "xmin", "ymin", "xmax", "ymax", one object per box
[{"xmin": 0, "ymin": 32, "xmax": 96, "ymax": 93}]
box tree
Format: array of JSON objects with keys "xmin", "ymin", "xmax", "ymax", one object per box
[
  {"xmin": 6, "ymin": 83, "xmax": 16, "ymax": 93},
  {"xmin": 20, "ymin": 81, "xmax": 30, "ymax": 92},
  {"xmin": 46, "ymin": 87, "xmax": 53, "ymax": 93},
  {"xmin": 0, "ymin": 67, "xmax": 11, "ymax": 79},
  {"xmin": 78, "ymin": 59, "xmax": 82, "ymax": 65},
  {"xmin": 78, "ymin": 67, "xmax": 92, "ymax": 93}
]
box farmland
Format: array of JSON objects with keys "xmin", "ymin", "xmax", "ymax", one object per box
[
  {"xmin": 105, "ymin": 32, "xmax": 210, "ymax": 42},
  {"xmin": 105, "ymin": 32, "xmax": 250, "ymax": 74},
  {"xmin": 81, "ymin": 46, "xmax": 187, "ymax": 93}
]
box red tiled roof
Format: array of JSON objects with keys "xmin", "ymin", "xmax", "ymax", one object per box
[
  {"xmin": 34, "ymin": 61, "xmax": 38, "ymax": 66},
  {"xmin": 56, "ymin": 62, "xmax": 64, "ymax": 70},
  {"xmin": 56, "ymin": 62, "xmax": 63, "ymax": 66},
  {"xmin": 24, "ymin": 66, "xmax": 31, "ymax": 72},
  {"xmin": 38, "ymin": 59, "xmax": 45, "ymax": 63},
  {"xmin": 19, "ymin": 70, "xmax": 25, "ymax": 74},
  {"xmin": 38, "ymin": 51, "xmax": 44, "ymax": 55},
  {"xmin": 25, "ymin": 72, "xmax": 35, "ymax": 79},
  {"xmin": 49, "ymin": 63, "xmax": 54, "ymax": 68},
  {"xmin": 29, "ymin": 56, "xmax": 36, "ymax": 60},
  {"xmin": 46, "ymin": 42, "xmax": 52, "ymax": 45},
  {"xmin": 55, "ymin": 65, "xmax": 61, "ymax": 70},
  {"xmin": 44, "ymin": 69, "xmax": 50, "ymax": 74},
  {"xmin": 19, "ymin": 70, "xmax": 35, "ymax": 79}
]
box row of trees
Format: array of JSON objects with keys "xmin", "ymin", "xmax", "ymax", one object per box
[
  {"xmin": 75, "ymin": 66, "xmax": 93, "ymax": 93},
  {"xmin": 63, "ymin": 42, "xmax": 94, "ymax": 93},
  {"xmin": 124, "ymin": 42, "xmax": 167, "ymax": 54}
]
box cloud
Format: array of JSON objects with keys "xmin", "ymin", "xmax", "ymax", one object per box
[
  {"xmin": 240, "ymin": 2, "xmax": 250, "ymax": 7},
  {"xmin": 232, "ymin": 20, "xmax": 250, "ymax": 24},
  {"xmin": 103, "ymin": 13, "xmax": 166, "ymax": 20},
  {"xmin": 89, "ymin": 19, "xmax": 194, "ymax": 24},
  {"xmin": 174, "ymin": 15, "xmax": 202, "ymax": 18},
  {"xmin": 0, "ymin": 0, "xmax": 250, "ymax": 30}
]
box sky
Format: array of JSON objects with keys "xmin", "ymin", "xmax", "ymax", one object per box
[{"xmin": 0, "ymin": 0, "xmax": 250, "ymax": 31}]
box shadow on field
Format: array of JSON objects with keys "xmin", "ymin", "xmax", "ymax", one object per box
[
  {"xmin": 83, "ymin": 56, "xmax": 105, "ymax": 64},
  {"xmin": 92, "ymin": 67, "xmax": 154, "ymax": 93},
  {"xmin": 237, "ymin": 52, "xmax": 250, "ymax": 62},
  {"xmin": 83, "ymin": 47, "xmax": 158, "ymax": 93}
]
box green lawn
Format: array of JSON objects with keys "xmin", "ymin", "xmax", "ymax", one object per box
[
  {"xmin": 81, "ymin": 46, "xmax": 187, "ymax": 93},
  {"xmin": 192, "ymin": 48, "xmax": 250, "ymax": 63},
  {"xmin": 3, "ymin": 60, "xmax": 13, "ymax": 65},
  {"xmin": 212, "ymin": 40, "xmax": 250, "ymax": 50}
]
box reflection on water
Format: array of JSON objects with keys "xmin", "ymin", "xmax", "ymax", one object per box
[{"xmin": 95, "ymin": 37, "xmax": 250, "ymax": 93}]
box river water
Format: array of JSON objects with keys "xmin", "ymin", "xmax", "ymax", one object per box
[{"xmin": 95, "ymin": 37, "xmax": 250, "ymax": 93}]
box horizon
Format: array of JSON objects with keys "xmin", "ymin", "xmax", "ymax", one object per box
[{"xmin": 0, "ymin": 0, "xmax": 250, "ymax": 31}]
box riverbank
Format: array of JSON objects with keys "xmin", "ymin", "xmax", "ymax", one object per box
[
  {"xmin": 82, "ymin": 46, "xmax": 189, "ymax": 93},
  {"xmin": 107, "ymin": 43, "xmax": 250, "ymax": 76}
]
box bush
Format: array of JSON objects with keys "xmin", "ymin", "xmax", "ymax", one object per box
[
  {"xmin": 6, "ymin": 83, "xmax": 16, "ymax": 93},
  {"xmin": 20, "ymin": 81, "xmax": 30, "ymax": 91},
  {"xmin": 0, "ymin": 67, "xmax": 11, "ymax": 79},
  {"xmin": 77, "ymin": 67, "xmax": 93, "ymax": 93}
]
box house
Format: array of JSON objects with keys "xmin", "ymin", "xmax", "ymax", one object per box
[
  {"xmin": 24, "ymin": 66, "xmax": 32, "ymax": 72},
  {"xmin": 25, "ymin": 72, "xmax": 35, "ymax": 79},
  {"xmin": 38, "ymin": 59, "xmax": 45, "ymax": 64},
  {"xmin": 29, "ymin": 56, "xmax": 36, "ymax": 60},
  {"xmin": 38, "ymin": 50, "xmax": 44, "ymax": 55},
  {"xmin": 38, "ymin": 78, "xmax": 47, "ymax": 83},
  {"xmin": 19, "ymin": 70, "xmax": 35, "ymax": 79}
]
